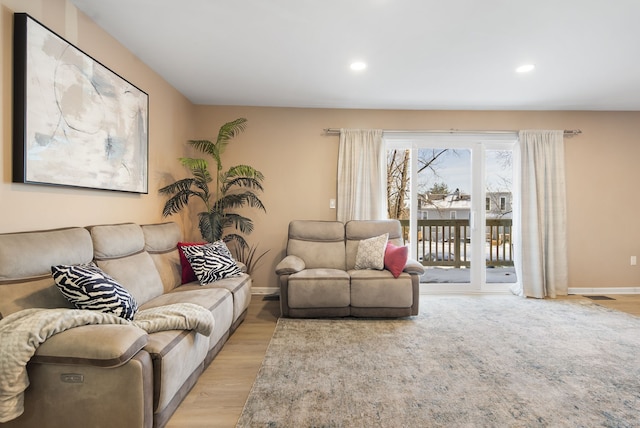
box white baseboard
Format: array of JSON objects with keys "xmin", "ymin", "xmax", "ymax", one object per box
[
  {"xmin": 252, "ymin": 287, "xmax": 279, "ymax": 295},
  {"xmin": 568, "ymin": 287, "xmax": 640, "ymax": 295},
  {"xmin": 419, "ymin": 288, "xmax": 512, "ymax": 295}
]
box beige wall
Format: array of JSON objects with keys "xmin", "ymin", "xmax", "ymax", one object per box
[
  {"xmin": 0, "ymin": 0, "xmax": 196, "ymax": 235},
  {"xmin": 2, "ymin": 1, "xmax": 639, "ymax": 293},
  {"xmin": 195, "ymin": 107, "xmax": 640, "ymax": 291}
]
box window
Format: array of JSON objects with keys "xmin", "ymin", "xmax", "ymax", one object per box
[
  {"xmin": 500, "ymin": 196, "xmax": 506, "ymax": 211},
  {"xmin": 486, "ymin": 197, "xmax": 491, "ymax": 211}
]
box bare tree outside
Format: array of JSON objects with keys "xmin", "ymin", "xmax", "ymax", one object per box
[
  {"xmin": 485, "ymin": 150, "xmax": 513, "ymax": 218},
  {"xmin": 386, "ymin": 148, "xmax": 452, "ymax": 220},
  {"xmin": 387, "ymin": 149, "xmax": 410, "ymax": 219}
]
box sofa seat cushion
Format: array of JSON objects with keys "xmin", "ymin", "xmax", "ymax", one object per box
[
  {"xmin": 143, "ymin": 328, "xmax": 209, "ymax": 413},
  {"xmin": 171, "ymin": 273, "xmax": 251, "ymax": 323},
  {"xmin": 138, "ymin": 288, "xmax": 233, "ymax": 414},
  {"xmin": 139, "ymin": 288, "xmax": 233, "ymax": 353},
  {"xmin": 288, "ymin": 269, "xmax": 350, "ymax": 309},
  {"xmin": 33, "ymin": 324, "xmax": 148, "ymax": 367},
  {"xmin": 349, "ymin": 269, "xmax": 413, "ymax": 308}
]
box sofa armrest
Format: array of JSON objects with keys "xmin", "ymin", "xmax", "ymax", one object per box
[
  {"xmin": 32, "ymin": 324, "xmax": 148, "ymax": 368},
  {"xmin": 403, "ymin": 258, "xmax": 425, "ymax": 275},
  {"xmin": 275, "ymin": 255, "xmax": 306, "ymax": 275}
]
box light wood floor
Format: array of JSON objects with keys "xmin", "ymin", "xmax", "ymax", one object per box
[
  {"xmin": 558, "ymin": 293, "xmax": 640, "ymax": 316},
  {"xmin": 165, "ymin": 293, "xmax": 640, "ymax": 427}
]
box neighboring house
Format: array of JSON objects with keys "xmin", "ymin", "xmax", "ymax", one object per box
[
  {"xmin": 418, "ymin": 191, "xmax": 512, "ymax": 220},
  {"xmin": 418, "ymin": 191, "xmax": 470, "ymax": 220},
  {"xmin": 485, "ymin": 192, "xmax": 513, "ymax": 219}
]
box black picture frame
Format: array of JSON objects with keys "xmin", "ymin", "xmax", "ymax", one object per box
[{"xmin": 13, "ymin": 13, "xmax": 149, "ymax": 194}]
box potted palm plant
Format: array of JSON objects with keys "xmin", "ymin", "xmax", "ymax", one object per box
[{"xmin": 159, "ymin": 118, "xmax": 266, "ymax": 251}]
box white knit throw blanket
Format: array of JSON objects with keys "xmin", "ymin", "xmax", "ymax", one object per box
[{"xmin": 0, "ymin": 303, "xmax": 214, "ymax": 423}]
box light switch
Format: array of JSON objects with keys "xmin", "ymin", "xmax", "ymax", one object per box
[{"xmin": 329, "ymin": 199, "xmax": 336, "ymax": 209}]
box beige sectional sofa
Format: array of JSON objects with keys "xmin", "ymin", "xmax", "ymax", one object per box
[
  {"xmin": 0, "ymin": 222, "xmax": 251, "ymax": 428},
  {"xmin": 276, "ymin": 219, "xmax": 424, "ymax": 318}
]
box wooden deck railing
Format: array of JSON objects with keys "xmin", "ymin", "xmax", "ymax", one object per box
[{"xmin": 399, "ymin": 219, "xmax": 513, "ymax": 268}]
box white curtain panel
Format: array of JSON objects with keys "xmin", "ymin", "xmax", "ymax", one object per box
[
  {"xmin": 337, "ymin": 129, "xmax": 386, "ymax": 223},
  {"xmin": 512, "ymin": 130, "xmax": 568, "ymax": 298}
]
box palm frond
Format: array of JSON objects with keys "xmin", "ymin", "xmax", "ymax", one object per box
[
  {"xmin": 217, "ymin": 192, "xmax": 266, "ymax": 212},
  {"xmin": 178, "ymin": 158, "xmax": 212, "ymax": 190},
  {"xmin": 222, "ymin": 176, "xmax": 264, "ymax": 193},
  {"xmin": 222, "ymin": 233, "xmax": 248, "ymax": 251},
  {"xmin": 214, "ymin": 118, "xmax": 247, "ymax": 161},
  {"xmin": 217, "ymin": 118, "xmax": 247, "ymax": 146},
  {"xmin": 198, "ymin": 213, "xmax": 214, "ymax": 243},
  {"xmin": 198, "ymin": 211, "xmax": 225, "ymax": 243},
  {"xmin": 162, "ymin": 188, "xmax": 203, "ymax": 217},
  {"xmin": 191, "ymin": 168, "xmax": 212, "ymax": 185},
  {"xmin": 158, "ymin": 178, "xmax": 196, "ymax": 195},
  {"xmin": 189, "ymin": 140, "xmax": 222, "ymax": 171},
  {"xmin": 179, "ymin": 157, "xmax": 209, "ymax": 172},
  {"xmin": 221, "ymin": 212, "xmax": 254, "ymax": 235},
  {"xmin": 159, "ymin": 178, "xmax": 207, "ymax": 217},
  {"xmin": 221, "ymin": 165, "xmax": 265, "ymax": 193},
  {"xmin": 225, "ymin": 165, "xmax": 264, "ymax": 180},
  {"xmin": 171, "ymin": 159, "xmax": 212, "ymax": 209},
  {"xmin": 187, "ymin": 140, "xmax": 216, "ymax": 158}
]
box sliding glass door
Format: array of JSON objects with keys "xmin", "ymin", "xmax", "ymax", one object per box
[{"xmin": 385, "ymin": 132, "xmax": 518, "ymax": 293}]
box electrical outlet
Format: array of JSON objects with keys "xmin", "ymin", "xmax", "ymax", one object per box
[{"xmin": 631, "ymin": 256, "xmax": 637, "ymax": 266}]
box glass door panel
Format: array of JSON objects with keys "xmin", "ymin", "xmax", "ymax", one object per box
[
  {"xmin": 415, "ymin": 148, "xmax": 472, "ymax": 284},
  {"xmin": 484, "ymin": 149, "xmax": 517, "ymax": 284}
]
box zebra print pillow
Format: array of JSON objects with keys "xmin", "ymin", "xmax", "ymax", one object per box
[
  {"xmin": 180, "ymin": 241, "xmax": 242, "ymax": 285},
  {"xmin": 51, "ymin": 263, "xmax": 138, "ymax": 320}
]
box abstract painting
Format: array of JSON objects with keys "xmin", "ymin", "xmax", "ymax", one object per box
[{"xmin": 13, "ymin": 13, "xmax": 149, "ymax": 193}]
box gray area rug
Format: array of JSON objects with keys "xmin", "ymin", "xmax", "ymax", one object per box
[{"xmin": 236, "ymin": 296, "xmax": 640, "ymax": 427}]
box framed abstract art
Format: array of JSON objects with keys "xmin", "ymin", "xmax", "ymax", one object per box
[{"xmin": 12, "ymin": 13, "xmax": 149, "ymax": 194}]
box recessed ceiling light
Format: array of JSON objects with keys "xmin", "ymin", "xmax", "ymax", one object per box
[
  {"xmin": 350, "ymin": 61, "xmax": 367, "ymax": 71},
  {"xmin": 516, "ymin": 64, "xmax": 535, "ymax": 73}
]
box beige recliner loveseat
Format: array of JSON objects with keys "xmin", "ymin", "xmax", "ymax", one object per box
[{"xmin": 276, "ymin": 219, "xmax": 424, "ymax": 318}]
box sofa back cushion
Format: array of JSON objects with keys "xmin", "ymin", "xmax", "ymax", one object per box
[
  {"xmin": 287, "ymin": 220, "xmax": 346, "ymax": 270},
  {"xmin": 345, "ymin": 220, "xmax": 404, "ymax": 270},
  {"xmin": 0, "ymin": 227, "xmax": 92, "ymax": 316},
  {"xmin": 141, "ymin": 222, "xmax": 183, "ymax": 293},
  {"xmin": 89, "ymin": 223, "xmax": 164, "ymax": 306}
]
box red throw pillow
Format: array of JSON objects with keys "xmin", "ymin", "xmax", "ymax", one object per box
[
  {"xmin": 384, "ymin": 242, "xmax": 408, "ymax": 278},
  {"xmin": 177, "ymin": 242, "xmax": 205, "ymax": 284}
]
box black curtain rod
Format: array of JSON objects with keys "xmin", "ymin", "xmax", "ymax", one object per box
[{"xmin": 323, "ymin": 128, "xmax": 582, "ymax": 136}]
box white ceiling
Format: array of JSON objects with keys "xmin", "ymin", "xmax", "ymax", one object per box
[{"xmin": 69, "ymin": 0, "xmax": 640, "ymax": 111}]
